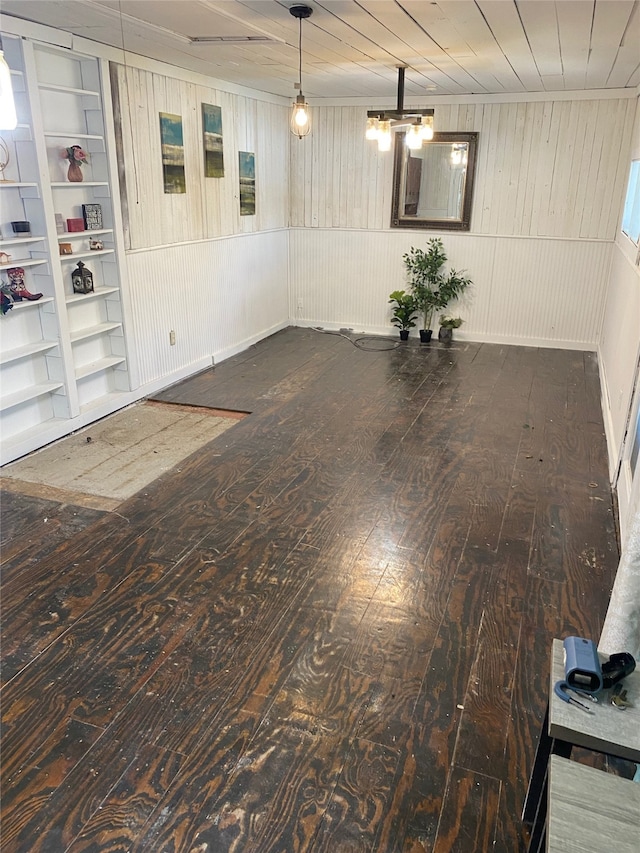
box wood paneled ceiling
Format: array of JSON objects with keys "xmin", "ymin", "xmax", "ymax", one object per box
[{"xmin": 2, "ymin": 1, "xmax": 639, "ymax": 100}]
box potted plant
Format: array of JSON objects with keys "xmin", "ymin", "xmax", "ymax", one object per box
[
  {"xmin": 438, "ymin": 315, "xmax": 463, "ymax": 343},
  {"xmin": 403, "ymin": 238, "xmax": 472, "ymax": 343},
  {"xmin": 388, "ymin": 289, "xmax": 417, "ymax": 340}
]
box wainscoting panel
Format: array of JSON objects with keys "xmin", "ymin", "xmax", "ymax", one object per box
[
  {"xmin": 598, "ymin": 244, "xmax": 640, "ymax": 474},
  {"xmin": 125, "ymin": 230, "xmax": 289, "ymax": 387},
  {"xmin": 289, "ymin": 229, "xmax": 612, "ymax": 349}
]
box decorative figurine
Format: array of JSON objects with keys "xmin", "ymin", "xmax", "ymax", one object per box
[
  {"xmin": 59, "ymin": 243, "xmax": 73, "ymax": 255},
  {"xmin": 89, "ymin": 238, "xmax": 103, "ymax": 251},
  {"xmin": 5, "ymin": 267, "xmax": 43, "ymax": 301},
  {"xmin": 71, "ymin": 260, "xmax": 94, "ymax": 294}
]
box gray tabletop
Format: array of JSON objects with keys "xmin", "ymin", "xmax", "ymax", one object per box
[
  {"xmin": 549, "ymin": 638, "xmax": 640, "ymax": 761},
  {"xmin": 547, "ymin": 755, "xmax": 640, "ymax": 853}
]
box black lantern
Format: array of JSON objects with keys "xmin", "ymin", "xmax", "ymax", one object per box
[{"xmin": 71, "ymin": 261, "xmax": 93, "ymax": 294}]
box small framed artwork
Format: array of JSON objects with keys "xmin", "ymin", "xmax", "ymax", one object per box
[
  {"xmin": 59, "ymin": 243, "xmax": 73, "ymax": 255},
  {"xmin": 202, "ymin": 103, "xmax": 224, "ymax": 177},
  {"xmin": 159, "ymin": 112, "xmax": 186, "ymax": 193},
  {"xmin": 82, "ymin": 203, "xmax": 103, "ymax": 230},
  {"xmin": 239, "ymin": 151, "xmax": 255, "ymax": 216},
  {"xmin": 55, "ymin": 213, "xmax": 66, "ymax": 234}
]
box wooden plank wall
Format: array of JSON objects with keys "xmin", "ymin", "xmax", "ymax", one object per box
[
  {"xmin": 110, "ymin": 64, "xmax": 291, "ymax": 387},
  {"xmin": 289, "ymin": 98, "xmax": 636, "ymax": 238},
  {"xmin": 112, "ymin": 65, "xmax": 290, "ymax": 249}
]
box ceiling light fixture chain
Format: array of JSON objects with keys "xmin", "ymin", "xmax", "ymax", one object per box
[
  {"xmin": 289, "ymin": 5, "xmax": 312, "ymax": 139},
  {"xmin": 366, "ymin": 66, "xmax": 434, "ymax": 152}
]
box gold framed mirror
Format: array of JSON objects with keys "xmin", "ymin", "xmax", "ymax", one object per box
[{"xmin": 391, "ymin": 131, "xmax": 478, "ymax": 231}]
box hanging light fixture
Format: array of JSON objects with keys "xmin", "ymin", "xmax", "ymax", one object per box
[
  {"xmin": 289, "ymin": 5, "xmax": 312, "ymax": 139},
  {"xmin": 366, "ymin": 67, "xmax": 434, "ymax": 152},
  {"xmin": 0, "ymin": 39, "xmax": 18, "ymax": 131}
]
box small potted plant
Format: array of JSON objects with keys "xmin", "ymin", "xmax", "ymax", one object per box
[
  {"xmin": 63, "ymin": 145, "xmax": 89, "ymax": 182},
  {"xmin": 438, "ymin": 315, "xmax": 463, "ymax": 342},
  {"xmin": 388, "ymin": 290, "xmax": 417, "ymax": 340},
  {"xmin": 403, "ymin": 238, "xmax": 472, "ymax": 343}
]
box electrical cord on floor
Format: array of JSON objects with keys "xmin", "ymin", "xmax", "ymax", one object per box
[{"xmin": 310, "ymin": 327, "xmax": 402, "ymax": 351}]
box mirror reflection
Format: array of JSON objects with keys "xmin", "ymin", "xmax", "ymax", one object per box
[{"xmin": 391, "ymin": 132, "xmax": 478, "ymax": 231}]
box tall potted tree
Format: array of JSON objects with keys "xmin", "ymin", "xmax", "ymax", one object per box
[{"xmin": 403, "ymin": 238, "xmax": 472, "ymax": 342}]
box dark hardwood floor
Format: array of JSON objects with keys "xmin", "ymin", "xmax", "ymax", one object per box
[{"xmin": 0, "ymin": 327, "xmax": 620, "ymax": 852}]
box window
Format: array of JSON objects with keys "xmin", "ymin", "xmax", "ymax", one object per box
[{"xmin": 621, "ymin": 159, "xmax": 640, "ymax": 244}]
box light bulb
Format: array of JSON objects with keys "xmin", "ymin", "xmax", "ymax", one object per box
[
  {"xmin": 366, "ymin": 117, "xmax": 379, "ymax": 140},
  {"xmin": 406, "ymin": 124, "xmax": 423, "ymax": 150},
  {"xmin": 420, "ymin": 115, "xmax": 434, "ymax": 141},
  {"xmin": 377, "ymin": 120, "xmax": 391, "ymax": 152},
  {"xmin": 290, "ymin": 94, "xmax": 311, "ymax": 138},
  {"xmin": 0, "ymin": 50, "xmax": 18, "ymax": 131}
]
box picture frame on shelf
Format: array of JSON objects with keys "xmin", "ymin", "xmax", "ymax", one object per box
[
  {"xmin": 59, "ymin": 243, "xmax": 73, "ymax": 255},
  {"xmin": 55, "ymin": 213, "xmax": 65, "ymax": 234},
  {"xmin": 82, "ymin": 203, "xmax": 103, "ymax": 230}
]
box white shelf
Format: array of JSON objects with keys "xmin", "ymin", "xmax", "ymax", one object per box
[
  {"xmin": 7, "ymin": 296, "xmax": 55, "ymax": 312},
  {"xmin": 1, "ymin": 258, "xmax": 48, "ymax": 270},
  {"xmin": 44, "ymin": 131, "xmax": 104, "ymax": 141},
  {"xmin": 0, "ymin": 236, "xmax": 46, "ymax": 247},
  {"xmin": 0, "ymin": 36, "xmax": 132, "ymax": 465},
  {"xmin": 59, "ymin": 249, "xmax": 115, "ymax": 261},
  {"xmin": 39, "ymin": 83, "xmax": 100, "ymax": 97},
  {"xmin": 70, "ymin": 321, "xmax": 122, "ymax": 343},
  {"xmin": 66, "ymin": 286, "xmax": 119, "ymax": 305},
  {"xmin": 1, "ymin": 340, "xmax": 58, "ymax": 365},
  {"xmin": 50, "ymin": 182, "xmax": 109, "ymax": 188},
  {"xmin": 58, "ymin": 229, "xmax": 113, "ymax": 239},
  {"xmin": 0, "ymin": 381, "xmax": 64, "ymax": 412},
  {"xmin": 75, "ymin": 356, "xmax": 125, "ymax": 380}
]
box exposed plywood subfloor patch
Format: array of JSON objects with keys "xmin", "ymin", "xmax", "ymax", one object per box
[{"xmin": 1, "ymin": 401, "xmax": 244, "ymax": 511}]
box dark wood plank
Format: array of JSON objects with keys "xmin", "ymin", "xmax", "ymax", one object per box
[{"xmin": 0, "ymin": 330, "xmax": 620, "ymax": 853}]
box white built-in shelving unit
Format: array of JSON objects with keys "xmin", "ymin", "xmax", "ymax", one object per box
[{"xmin": 0, "ymin": 33, "xmax": 137, "ymax": 464}]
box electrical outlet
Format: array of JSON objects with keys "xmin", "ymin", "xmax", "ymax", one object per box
[{"xmin": 169, "ymin": 330, "xmax": 176, "ymax": 346}]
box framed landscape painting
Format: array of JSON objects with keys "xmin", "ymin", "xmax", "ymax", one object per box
[
  {"xmin": 202, "ymin": 103, "xmax": 224, "ymax": 177},
  {"xmin": 159, "ymin": 112, "xmax": 186, "ymax": 194},
  {"xmin": 239, "ymin": 151, "xmax": 255, "ymax": 216}
]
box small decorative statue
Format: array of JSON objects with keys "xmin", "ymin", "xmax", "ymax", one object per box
[
  {"xmin": 71, "ymin": 260, "xmax": 94, "ymax": 294},
  {"xmin": 5, "ymin": 267, "xmax": 42, "ymax": 302}
]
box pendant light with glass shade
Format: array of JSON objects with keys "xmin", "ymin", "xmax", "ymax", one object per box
[
  {"xmin": 366, "ymin": 67, "xmax": 433, "ymax": 153},
  {"xmin": 289, "ymin": 5, "xmax": 313, "ymax": 139}
]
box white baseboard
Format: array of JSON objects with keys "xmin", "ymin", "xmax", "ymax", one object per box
[
  {"xmin": 213, "ymin": 320, "xmax": 290, "ymax": 364},
  {"xmin": 291, "ymin": 320, "xmax": 597, "ymax": 351}
]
